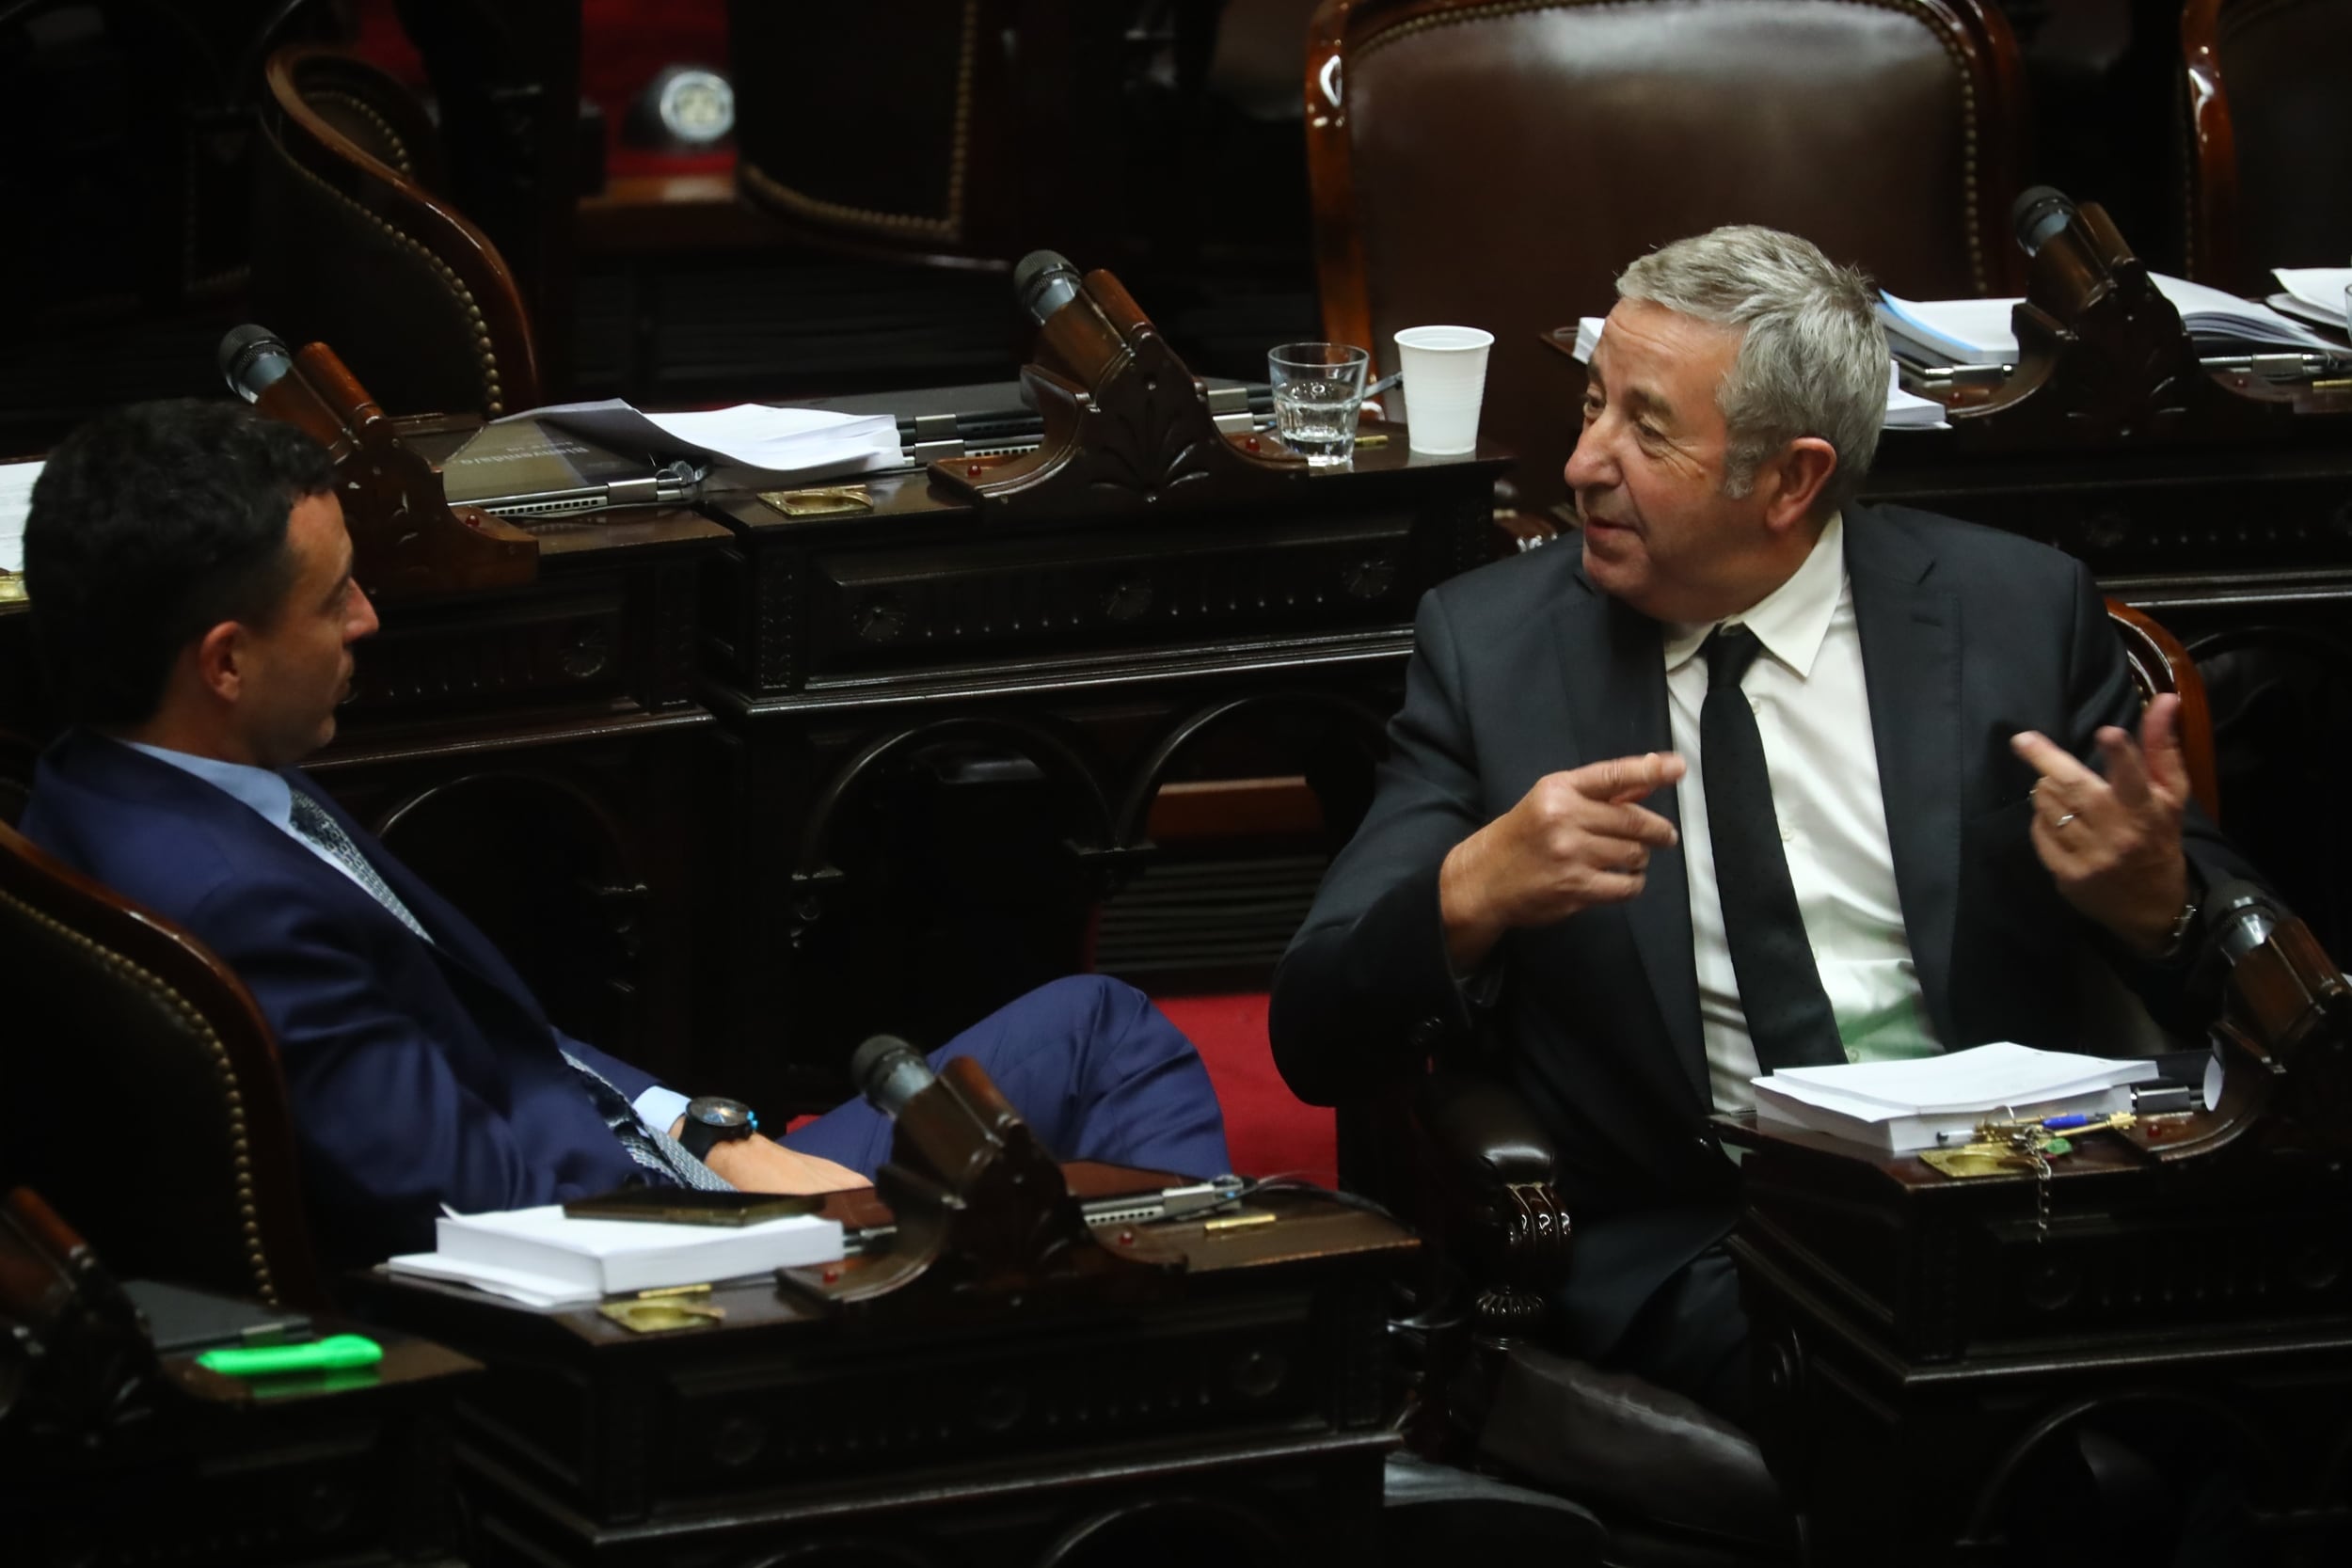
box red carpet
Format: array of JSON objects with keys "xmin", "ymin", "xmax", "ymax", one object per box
[{"xmin": 1155, "ymin": 992, "xmax": 1337, "ymax": 1191}]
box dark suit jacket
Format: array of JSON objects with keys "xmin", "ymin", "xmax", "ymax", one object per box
[
  {"xmin": 23, "ymin": 730, "xmax": 655, "ymax": 1270},
  {"xmin": 1270, "ymin": 503, "xmax": 2257, "ymax": 1355}
]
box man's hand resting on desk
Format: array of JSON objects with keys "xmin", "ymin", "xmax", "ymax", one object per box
[
  {"xmin": 670, "ymin": 1122, "xmax": 871, "ymax": 1194},
  {"xmin": 2012, "ymin": 692, "xmax": 2193, "ymax": 958},
  {"xmin": 1439, "ymin": 752, "xmax": 1685, "ymax": 972}
]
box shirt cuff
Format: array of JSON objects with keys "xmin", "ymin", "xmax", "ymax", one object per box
[{"xmin": 633, "ymin": 1085, "xmax": 691, "ymax": 1137}]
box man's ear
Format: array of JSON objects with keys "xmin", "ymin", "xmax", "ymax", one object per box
[
  {"xmin": 189, "ymin": 621, "xmax": 246, "ymax": 704},
  {"xmin": 1758, "ymin": 436, "xmax": 1838, "ymax": 533}
]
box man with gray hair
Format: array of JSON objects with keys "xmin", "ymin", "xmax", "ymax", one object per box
[{"xmin": 1270, "ymin": 225, "xmax": 2256, "ymax": 1423}]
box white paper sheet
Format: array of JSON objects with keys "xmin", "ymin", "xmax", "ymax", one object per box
[{"xmin": 0, "ymin": 459, "xmax": 43, "ymax": 574}]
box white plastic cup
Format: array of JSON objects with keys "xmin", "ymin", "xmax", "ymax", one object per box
[{"xmin": 1393, "ymin": 325, "xmax": 1495, "ymax": 455}]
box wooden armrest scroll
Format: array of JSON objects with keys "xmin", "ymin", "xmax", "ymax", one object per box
[{"xmin": 244, "ymin": 335, "xmax": 537, "ymax": 601}]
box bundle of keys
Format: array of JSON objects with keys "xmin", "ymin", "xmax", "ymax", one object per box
[{"xmin": 1919, "ymin": 1111, "xmax": 2138, "ymax": 1241}]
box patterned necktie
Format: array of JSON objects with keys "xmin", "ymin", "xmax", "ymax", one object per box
[
  {"xmin": 1700, "ymin": 626, "xmax": 1846, "ymax": 1072},
  {"xmin": 285, "ymin": 786, "xmax": 733, "ymax": 1192},
  {"xmin": 288, "ymin": 788, "xmax": 431, "ymax": 942}
]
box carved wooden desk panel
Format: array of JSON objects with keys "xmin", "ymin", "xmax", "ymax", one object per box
[
  {"xmin": 1718, "ymin": 1115, "xmax": 2352, "ymax": 1561},
  {"xmin": 692, "ymin": 436, "xmax": 1504, "ymax": 1110},
  {"xmin": 353, "ymin": 1185, "xmax": 1415, "ymax": 1568}
]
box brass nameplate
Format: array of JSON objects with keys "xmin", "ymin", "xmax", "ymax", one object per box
[{"xmin": 761, "ymin": 484, "xmax": 874, "ymax": 518}]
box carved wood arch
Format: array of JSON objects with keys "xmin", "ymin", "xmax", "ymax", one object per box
[
  {"xmin": 792, "ymin": 714, "xmax": 1118, "ymax": 883},
  {"xmin": 1111, "ymin": 689, "xmax": 1395, "ymax": 849}
]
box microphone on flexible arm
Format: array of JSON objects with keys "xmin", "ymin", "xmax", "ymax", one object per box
[
  {"xmin": 217, "ymin": 324, "xmax": 299, "ymax": 404},
  {"xmin": 2011, "ymin": 185, "xmax": 2080, "ymax": 260},
  {"xmin": 2201, "ymin": 879, "xmax": 2282, "ymax": 967},
  {"xmin": 850, "ymin": 1034, "xmax": 938, "ymax": 1120},
  {"xmin": 1013, "ymin": 249, "xmax": 1085, "ymax": 328}
]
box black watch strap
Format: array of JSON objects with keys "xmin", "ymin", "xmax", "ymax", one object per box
[{"xmin": 676, "ymin": 1097, "xmax": 757, "ymax": 1161}]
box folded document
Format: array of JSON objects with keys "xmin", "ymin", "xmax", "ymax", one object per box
[
  {"xmin": 386, "ymin": 1203, "xmax": 846, "ymax": 1307},
  {"xmin": 1879, "ymin": 274, "xmax": 2346, "ymax": 368},
  {"xmin": 1752, "ymin": 1042, "xmax": 2164, "ymax": 1153}
]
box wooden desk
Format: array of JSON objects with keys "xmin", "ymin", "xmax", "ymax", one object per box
[
  {"xmin": 1717, "ymin": 1113, "xmax": 2352, "ymax": 1560},
  {"xmin": 353, "ymin": 1180, "xmax": 1416, "ymax": 1568},
  {"xmin": 3, "ymin": 1325, "xmax": 480, "ymax": 1567}
]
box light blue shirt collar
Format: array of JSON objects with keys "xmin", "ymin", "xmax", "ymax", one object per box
[{"xmin": 118, "ymin": 737, "xmax": 296, "ymax": 832}]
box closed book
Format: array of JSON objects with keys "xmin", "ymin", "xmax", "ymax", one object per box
[
  {"xmin": 1751, "ymin": 1042, "xmax": 2162, "ymax": 1154},
  {"xmin": 413, "ymin": 1204, "xmax": 845, "ymax": 1296}
]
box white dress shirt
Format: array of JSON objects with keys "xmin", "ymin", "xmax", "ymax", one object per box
[
  {"xmin": 1663, "ymin": 514, "xmax": 1943, "ymax": 1112},
  {"xmin": 117, "ymin": 736, "xmax": 691, "ymax": 1134}
]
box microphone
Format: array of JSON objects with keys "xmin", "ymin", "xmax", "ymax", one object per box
[
  {"xmin": 217, "ymin": 324, "xmax": 297, "ymax": 403},
  {"xmin": 1012, "ymin": 249, "xmax": 1084, "ymax": 326},
  {"xmin": 850, "ymin": 1034, "xmax": 936, "ymax": 1119},
  {"xmin": 2011, "ymin": 185, "xmax": 2078, "ymax": 260},
  {"xmin": 2202, "ymin": 879, "xmax": 2281, "ymax": 967}
]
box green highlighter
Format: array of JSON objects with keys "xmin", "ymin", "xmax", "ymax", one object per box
[{"xmin": 197, "ymin": 1333, "xmax": 385, "ymax": 1377}]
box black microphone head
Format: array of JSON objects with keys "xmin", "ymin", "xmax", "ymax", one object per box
[
  {"xmin": 1012, "ymin": 249, "xmax": 1084, "ymax": 325},
  {"xmin": 850, "ymin": 1034, "xmax": 935, "ymax": 1118},
  {"xmin": 2205, "ymin": 878, "xmax": 2280, "ymax": 957},
  {"xmin": 218, "ymin": 324, "xmax": 294, "ymax": 402},
  {"xmin": 2011, "ymin": 185, "xmax": 2077, "ymax": 258}
]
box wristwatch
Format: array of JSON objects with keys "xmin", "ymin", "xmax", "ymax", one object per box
[{"xmin": 676, "ymin": 1096, "xmax": 758, "ymax": 1161}]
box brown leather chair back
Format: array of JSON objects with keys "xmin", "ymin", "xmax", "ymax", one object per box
[
  {"xmin": 0, "ymin": 820, "xmax": 322, "ymax": 1307},
  {"xmin": 251, "ymin": 45, "xmax": 538, "ymax": 419},
  {"xmin": 2108, "ymin": 597, "xmax": 2221, "ymax": 819},
  {"xmin": 1307, "ymin": 0, "xmax": 2027, "ymax": 514},
  {"xmin": 2182, "ymin": 0, "xmax": 2352, "ymax": 293}
]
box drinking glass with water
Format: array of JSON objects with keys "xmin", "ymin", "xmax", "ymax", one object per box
[{"xmin": 1267, "ymin": 342, "xmax": 1371, "ymax": 467}]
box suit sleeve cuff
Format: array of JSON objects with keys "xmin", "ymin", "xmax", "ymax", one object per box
[{"xmin": 633, "ymin": 1085, "xmax": 691, "ymax": 1136}]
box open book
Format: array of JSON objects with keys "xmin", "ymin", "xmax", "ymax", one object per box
[
  {"xmin": 442, "ymin": 399, "xmax": 902, "ymax": 515},
  {"xmin": 1752, "ymin": 1042, "xmax": 2165, "ymax": 1153}
]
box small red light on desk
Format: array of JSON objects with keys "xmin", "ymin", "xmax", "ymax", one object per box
[
  {"xmin": 967, "ymin": 463, "xmax": 984, "ymax": 478},
  {"xmin": 1244, "ymin": 436, "xmax": 1260, "ymax": 452},
  {"xmin": 822, "ymin": 1264, "xmax": 842, "ymax": 1282},
  {"xmin": 1117, "ymin": 1228, "xmax": 1136, "ymax": 1247}
]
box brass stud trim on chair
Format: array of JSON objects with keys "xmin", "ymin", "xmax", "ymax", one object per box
[
  {"xmin": 278, "ymin": 148, "xmax": 509, "ymax": 417},
  {"xmin": 1353, "ymin": 0, "xmax": 1997, "ymax": 295},
  {"xmin": 310, "ymin": 88, "xmax": 420, "ymax": 182},
  {"xmin": 738, "ymin": 0, "xmax": 981, "ymax": 243},
  {"xmin": 0, "ymin": 886, "xmax": 282, "ymax": 1307}
]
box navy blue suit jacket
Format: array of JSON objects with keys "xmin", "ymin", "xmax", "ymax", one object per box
[{"xmin": 24, "ymin": 730, "xmax": 655, "ymax": 1269}]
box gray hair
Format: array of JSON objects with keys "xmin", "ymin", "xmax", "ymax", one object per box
[{"xmin": 1615, "ymin": 226, "xmax": 1886, "ymax": 515}]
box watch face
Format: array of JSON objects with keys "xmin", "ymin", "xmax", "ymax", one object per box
[{"xmin": 686, "ymin": 1096, "xmax": 754, "ymax": 1131}]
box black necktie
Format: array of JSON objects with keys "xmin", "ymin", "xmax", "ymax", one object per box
[{"xmin": 1700, "ymin": 626, "xmax": 1845, "ymax": 1072}]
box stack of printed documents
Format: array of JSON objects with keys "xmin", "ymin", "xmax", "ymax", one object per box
[
  {"xmin": 1751, "ymin": 1042, "xmax": 2164, "ymax": 1153},
  {"xmin": 386, "ymin": 1204, "xmax": 845, "ymax": 1308},
  {"xmin": 1879, "ymin": 274, "xmax": 2347, "ymax": 368},
  {"xmin": 2267, "ymin": 267, "xmax": 2352, "ymax": 333}
]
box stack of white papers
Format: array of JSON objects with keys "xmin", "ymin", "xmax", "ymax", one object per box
[
  {"xmin": 1569, "ymin": 318, "xmax": 1947, "ymax": 430},
  {"xmin": 1880, "ymin": 273, "xmax": 2349, "ymax": 368},
  {"xmin": 386, "ymin": 1204, "xmax": 845, "ymax": 1308},
  {"xmin": 489, "ymin": 398, "xmax": 902, "ymax": 483},
  {"xmin": 0, "ymin": 460, "xmax": 42, "ymax": 574},
  {"xmin": 2268, "ymin": 267, "xmax": 2352, "ymax": 333},
  {"xmin": 1753, "ymin": 1042, "xmax": 2164, "ymax": 1153}
]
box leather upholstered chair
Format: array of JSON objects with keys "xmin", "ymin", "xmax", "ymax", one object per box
[
  {"xmin": 0, "ymin": 820, "xmax": 323, "ymax": 1310},
  {"xmin": 251, "ymin": 44, "xmax": 539, "ymax": 419},
  {"xmin": 1370, "ymin": 599, "xmax": 2226, "ymax": 1560},
  {"xmin": 1304, "ymin": 0, "xmax": 2028, "ymax": 516},
  {"xmin": 2181, "ymin": 0, "xmax": 2352, "ymax": 294}
]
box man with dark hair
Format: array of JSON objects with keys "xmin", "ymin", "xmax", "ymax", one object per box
[{"xmin": 21, "ymin": 399, "xmax": 1229, "ymax": 1271}]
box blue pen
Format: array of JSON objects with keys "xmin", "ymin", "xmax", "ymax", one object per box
[{"xmin": 2039, "ymin": 1114, "xmax": 2098, "ymax": 1132}]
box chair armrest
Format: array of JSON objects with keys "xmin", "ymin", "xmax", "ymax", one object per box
[{"xmin": 1408, "ymin": 1070, "xmax": 1575, "ymax": 1332}]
